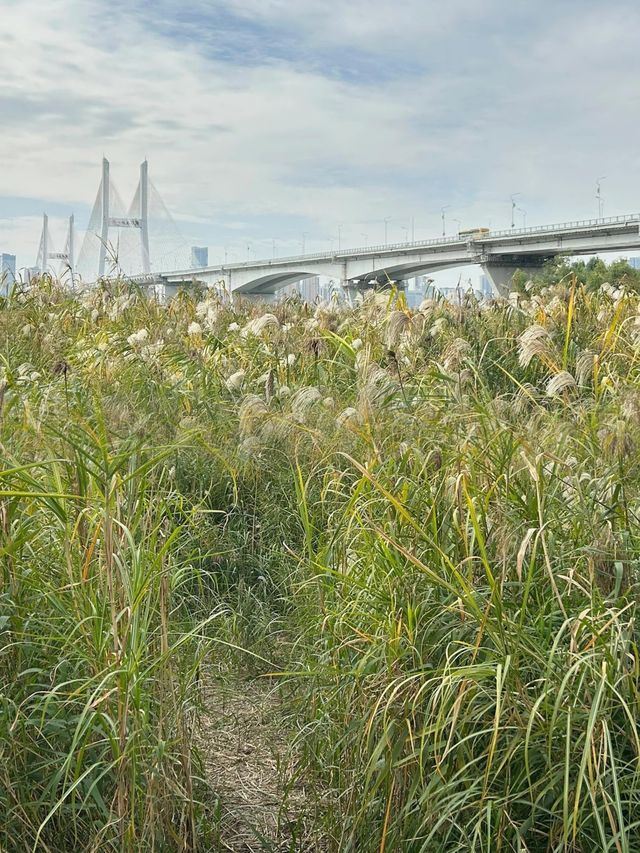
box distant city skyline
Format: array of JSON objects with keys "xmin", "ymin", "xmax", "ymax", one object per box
[{"xmin": 0, "ymin": 252, "xmax": 16, "ymax": 295}]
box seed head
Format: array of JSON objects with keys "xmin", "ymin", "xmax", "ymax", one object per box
[
  {"xmin": 546, "ymin": 370, "xmax": 577, "ymax": 397},
  {"xmin": 225, "ymin": 369, "xmax": 245, "ymax": 391}
]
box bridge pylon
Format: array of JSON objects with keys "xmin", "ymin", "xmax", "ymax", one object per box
[
  {"xmin": 95, "ymin": 157, "xmax": 150, "ymax": 278},
  {"xmin": 36, "ymin": 213, "xmax": 76, "ymax": 286},
  {"xmin": 76, "ymin": 157, "xmax": 153, "ymax": 281}
]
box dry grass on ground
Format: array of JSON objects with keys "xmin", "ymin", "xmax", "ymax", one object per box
[{"xmin": 197, "ymin": 676, "xmax": 327, "ymax": 852}]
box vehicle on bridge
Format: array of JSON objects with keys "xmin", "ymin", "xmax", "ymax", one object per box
[{"xmin": 458, "ymin": 227, "xmax": 490, "ymax": 238}]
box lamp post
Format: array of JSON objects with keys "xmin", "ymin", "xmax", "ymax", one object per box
[
  {"xmin": 384, "ymin": 217, "xmax": 392, "ymax": 247},
  {"xmin": 361, "ymin": 232, "xmax": 368, "ymax": 248},
  {"xmin": 441, "ymin": 206, "xmax": 450, "ymax": 237},
  {"xmin": 517, "ymin": 207, "xmax": 527, "ymax": 228},
  {"xmin": 453, "ymin": 218, "xmax": 462, "ymax": 235},
  {"xmin": 510, "ymin": 193, "xmax": 521, "ymax": 228},
  {"xmin": 596, "ymin": 177, "xmax": 606, "ymax": 219}
]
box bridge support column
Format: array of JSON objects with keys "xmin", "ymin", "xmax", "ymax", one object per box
[
  {"xmin": 162, "ymin": 283, "xmax": 181, "ymax": 301},
  {"xmin": 344, "ymin": 278, "xmax": 408, "ymax": 300},
  {"xmin": 342, "ymin": 283, "xmax": 360, "ymax": 305},
  {"xmin": 482, "ymin": 257, "xmax": 548, "ymax": 297}
]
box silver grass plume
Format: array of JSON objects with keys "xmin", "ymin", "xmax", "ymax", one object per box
[
  {"xmin": 598, "ymin": 419, "xmax": 635, "ymax": 459},
  {"xmin": 241, "ymin": 313, "xmax": 280, "ymax": 337},
  {"xmin": 359, "ymin": 363, "xmax": 397, "ymax": 409},
  {"xmin": 238, "ymin": 394, "xmax": 269, "ymax": 436},
  {"xmin": 518, "ymin": 324, "xmax": 553, "ymax": 368},
  {"xmin": 290, "ymin": 386, "xmax": 322, "ymax": 422},
  {"xmin": 264, "ymin": 369, "xmax": 275, "ymax": 405},
  {"xmin": 385, "ymin": 310, "xmax": 413, "ymax": 347},
  {"xmin": 575, "ymin": 350, "xmax": 596, "ymax": 386},
  {"xmin": 442, "ymin": 337, "xmax": 471, "ymax": 371},
  {"xmin": 336, "ymin": 407, "xmax": 361, "ymax": 428},
  {"xmin": 546, "ymin": 370, "xmax": 577, "ymax": 397}
]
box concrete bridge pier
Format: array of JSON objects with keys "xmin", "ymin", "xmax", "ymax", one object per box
[
  {"xmin": 343, "ymin": 277, "xmax": 407, "ymax": 303},
  {"xmin": 162, "ymin": 283, "xmax": 182, "ymax": 300},
  {"xmin": 482, "ymin": 256, "xmax": 550, "ymax": 297}
]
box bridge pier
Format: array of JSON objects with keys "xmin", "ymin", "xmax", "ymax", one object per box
[
  {"xmin": 341, "ymin": 279, "xmax": 407, "ymax": 305},
  {"xmin": 162, "ymin": 283, "xmax": 182, "ymax": 301},
  {"xmin": 482, "ymin": 256, "xmax": 549, "ymax": 297}
]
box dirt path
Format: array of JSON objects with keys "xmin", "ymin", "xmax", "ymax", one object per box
[{"xmin": 197, "ymin": 675, "xmax": 326, "ymax": 851}]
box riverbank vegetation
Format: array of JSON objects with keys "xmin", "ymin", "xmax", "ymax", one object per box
[{"xmin": 2, "ymin": 260, "xmax": 640, "ymax": 851}]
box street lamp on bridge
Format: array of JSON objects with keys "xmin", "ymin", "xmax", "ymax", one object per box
[
  {"xmin": 383, "ymin": 217, "xmax": 392, "ymax": 247},
  {"xmin": 596, "ymin": 177, "xmax": 606, "ymax": 219},
  {"xmin": 510, "ymin": 193, "xmax": 521, "ymax": 228},
  {"xmin": 441, "ymin": 206, "xmax": 450, "ymax": 237}
]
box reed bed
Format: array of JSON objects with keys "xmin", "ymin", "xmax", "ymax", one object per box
[{"xmin": 1, "ymin": 261, "xmax": 640, "ymax": 851}]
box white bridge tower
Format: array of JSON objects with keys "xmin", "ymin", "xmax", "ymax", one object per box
[
  {"xmin": 36, "ymin": 213, "xmax": 76, "ymax": 285},
  {"xmin": 96, "ymin": 157, "xmax": 150, "ymax": 277}
]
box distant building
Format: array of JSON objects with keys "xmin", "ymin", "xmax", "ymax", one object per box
[
  {"xmin": 191, "ymin": 246, "xmax": 208, "ymax": 268},
  {"xmin": 628, "ymin": 257, "xmax": 640, "ymax": 270},
  {"xmin": 299, "ymin": 276, "xmax": 320, "ymax": 301},
  {"xmin": 406, "ymin": 288, "xmax": 424, "ymax": 309},
  {"xmin": 1, "ymin": 253, "xmax": 16, "ymax": 296},
  {"xmin": 279, "ymin": 276, "xmax": 321, "ymax": 302},
  {"xmin": 405, "ymin": 275, "xmax": 427, "ymax": 308},
  {"xmin": 479, "ymin": 274, "xmax": 493, "ymax": 296}
]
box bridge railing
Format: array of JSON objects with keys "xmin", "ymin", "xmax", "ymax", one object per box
[
  {"xmin": 230, "ymin": 213, "xmax": 640, "ymax": 268},
  {"xmin": 486, "ymin": 213, "xmax": 640, "ymax": 241}
]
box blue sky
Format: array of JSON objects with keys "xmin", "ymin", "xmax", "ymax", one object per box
[{"xmin": 1, "ymin": 0, "xmax": 639, "ymax": 276}]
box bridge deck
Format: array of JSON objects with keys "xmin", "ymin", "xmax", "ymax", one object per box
[{"xmin": 125, "ymin": 213, "xmax": 640, "ymax": 293}]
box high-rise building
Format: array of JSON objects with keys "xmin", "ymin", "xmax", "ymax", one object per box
[
  {"xmin": 279, "ymin": 276, "xmax": 321, "ymax": 301},
  {"xmin": 298, "ymin": 276, "xmax": 320, "ymax": 302},
  {"xmin": 479, "ymin": 273, "xmax": 493, "ymax": 296},
  {"xmin": 191, "ymin": 246, "xmax": 208, "ymax": 268},
  {"xmin": 1, "ymin": 253, "xmax": 16, "ymax": 296}
]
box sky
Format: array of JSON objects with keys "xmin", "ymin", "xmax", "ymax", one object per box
[{"xmin": 1, "ymin": 0, "xmax": 640, "ymax": 277}]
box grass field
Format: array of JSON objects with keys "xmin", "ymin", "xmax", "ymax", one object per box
[{"xmin": 2, "ymin": 260, "xmax": 640, "ymax": 851}]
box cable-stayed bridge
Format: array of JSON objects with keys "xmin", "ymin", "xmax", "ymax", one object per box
[
  {"xmin": 35, "ymin": 159, "xmax": 640, "ymax": 296},
  {"xmin": 36, "ymin": 158, "xmax": 190, "ymax": 283}
]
